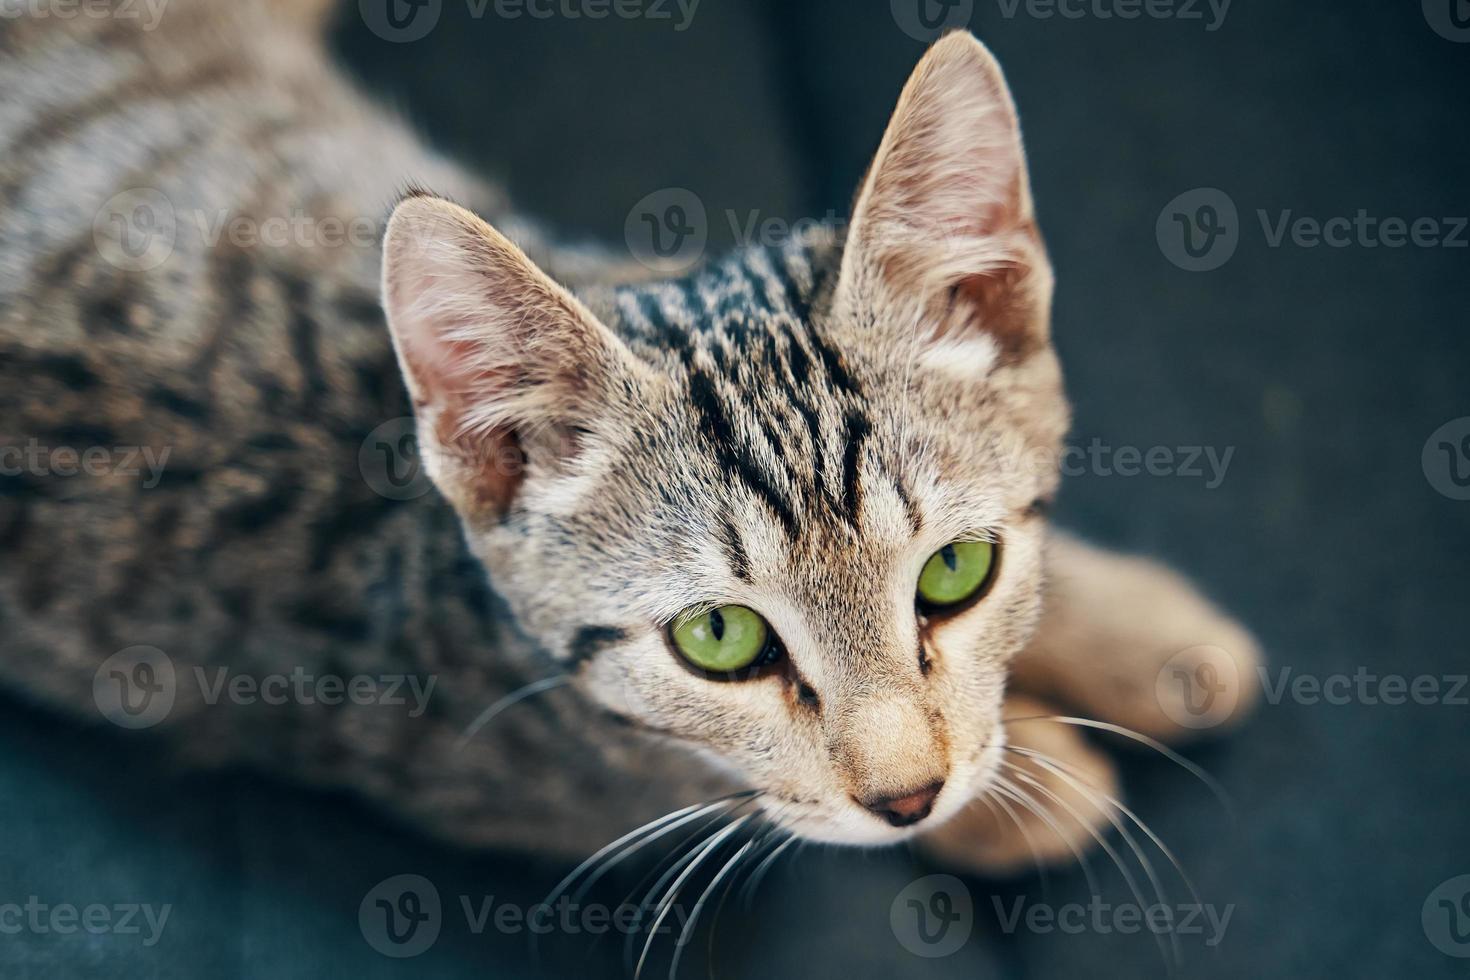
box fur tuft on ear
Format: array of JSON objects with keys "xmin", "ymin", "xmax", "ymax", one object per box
[
  {"xmin": 838, "ymin": 32, "xmax": 1053, "ymax": 370},
  {"xmin": 381, "ymin": 195, "xmax": 642, "ymax": 522}
]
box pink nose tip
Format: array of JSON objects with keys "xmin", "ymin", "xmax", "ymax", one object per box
[{"xmin": 858, "ymin": 780, "xmax": 944, "ymax": 827}]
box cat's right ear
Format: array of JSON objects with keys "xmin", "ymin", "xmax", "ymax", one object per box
[
  {"xmin": 835, "ymin": 33, "xmax": 1053, "ymax": 373},
  {"xmin": 381, "ymin": 194, "xmax": 642, "ymax": 524}
]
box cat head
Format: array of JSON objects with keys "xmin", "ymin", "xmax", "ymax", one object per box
[{"xmin": 380, "ymin": 33, "xmax": 1066, "ymax": 844}]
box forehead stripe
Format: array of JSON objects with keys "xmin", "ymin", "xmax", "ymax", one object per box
[
  {"xmin": 718, "ymin": 516, "xmax": 753, "ymax": 582},
  {"xmin": 841, "ymin": 409, "xmax": 872, "ymax": 528},
  {"xmin": 687, "ymin": 370, "xmax": 801, "ymax": 539}
]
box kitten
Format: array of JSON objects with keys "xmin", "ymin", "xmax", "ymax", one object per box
[{"xmin": 0, "ymin": 0, "xmax": 1260, "ymax": 868}]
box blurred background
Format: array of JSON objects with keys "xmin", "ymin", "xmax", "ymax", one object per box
[{"xmin": 5, "ymin": 0, "xmax": 1469, "ymax": 976}]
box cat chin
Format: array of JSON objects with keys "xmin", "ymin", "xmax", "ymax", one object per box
[
  {"xmin": 772, "ymin": 799, "xmax": 967, "ymax": 847},
  {"xmin": 773, "ymin": 811, "xmax": 925, "ymax": 848},
  {"xmin": 766, "ymin": 743, "xmax": 1004, "ymax": 847}
]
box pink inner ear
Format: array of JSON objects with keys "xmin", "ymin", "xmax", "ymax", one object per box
[
  {"xmin": 394, "ymin": 288, "xmax": 530, "ymax": 514},
  {"xmin": 947, "ymin": 267, "xmax": 1041, "ymax": 362},
  {"xmin": 382, "ymin": 196, "xmax": 629, "ymax": 519},
  {"xmin": 432, "ymin": 405, "xmax": 525, "ymax": 516}
]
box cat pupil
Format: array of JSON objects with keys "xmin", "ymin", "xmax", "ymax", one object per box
[
  {"xmin": 941, "ymin": 545, "xmax": 958, "ymax": 572},
  {"xmin": 710, "ymin": 608, "xmax": 725, "ymax": 642}
]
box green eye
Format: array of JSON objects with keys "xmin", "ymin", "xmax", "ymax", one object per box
[
  {"xmin": 671, "ymin": 605, "xmax": 772, "ymax": 673},
  {"xmin": 917, "ymin": 540, "xmax": 996, "ymax": 609}
]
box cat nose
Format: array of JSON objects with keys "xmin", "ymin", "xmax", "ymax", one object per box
[{"xmin": 857, "ymin": 780, "xmax": 944, "ymax": 827}]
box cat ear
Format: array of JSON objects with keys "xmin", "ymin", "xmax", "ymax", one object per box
[
  {"xmin": 381, "ymin": 194, "xmax": 640, "ymax": 523},
  {"xmin": 836, "ymin": 33, "xmax": 1053, "ymax": 370}
]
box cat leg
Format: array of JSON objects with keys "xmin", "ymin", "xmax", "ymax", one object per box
[
  {"xmin": 1010, "ymin": 530, "xmax": 1263, "ymax": 744},
  {"xmin": 919, "ymin": 694, "xmax": 1120, "ymax": 875}
]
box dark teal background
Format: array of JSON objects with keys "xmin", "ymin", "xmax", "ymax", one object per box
[{"xmin": 4, "ymin": 0, "xmax": 1468, "ymax": 976}]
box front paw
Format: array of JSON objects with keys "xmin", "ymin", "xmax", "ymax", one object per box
[{"xmin": 1015, "ymin": 534, "xmax": 1263, "ymax": 744}]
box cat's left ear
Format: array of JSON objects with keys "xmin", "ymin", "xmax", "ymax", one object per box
[
  {"xmin": 380, "ymin": 194, "xmax": 648, "ymax": 525},
  {"xmin": 836, "ymin": 33, "xmax": 1053, "ymax": 369}
]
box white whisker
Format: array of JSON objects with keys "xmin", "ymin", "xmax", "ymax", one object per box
[
  {"xmin": 531, "ymin": 790, "xmax": 757, "ymax": 965},
  {"xmin": 634, "ymin": 815, "xmax": 753, "ymax": 980},
  {"xmin": 739, "ymin": 834, "xmax": 796, "ymax": 912},
  {"xmin": 456, "ymin": 675, "xmax": 571, "ymax": 748},
  {"xmin": 994, "ymin": 776, "xmax": 1100, "ymax": 897},
  {"xmin": 1007, "ymin": 752, "xmax": 1181, "ymax": 966},
  {"xmin": 620, "ymin": 800, "xmax": 760, "ymax": 972},
  {"xmin": 1004, "ymin": 762, "xmax": 1176, "ymax": 971},
  {"xmin": 1009, "ymin": 745, "xmax": 1202, "ymax": 911},
  {"xmin": 669, "ymin": 835, "xmax": 758, "ymax": 979},
  {"xmin": 1003, "ymin": 714, "xmax": 1233, "ymax": 816}
]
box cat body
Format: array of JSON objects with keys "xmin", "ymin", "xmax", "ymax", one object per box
[
  {"xmin": 0, "ymin": 0, "xmax": 1260, "ymax": 866},
  {"xmin": 0, "ymin": 0, "xmax": 725, "ymax": 854}
]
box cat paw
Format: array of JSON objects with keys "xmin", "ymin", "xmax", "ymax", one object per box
[
  {"xmin": 1013, "ymin": 533, "xmax": 1263, "ymax": 745},
  {"xmin": 918, "ymin": 696, "xmax": 1120, "ymax": 877}
]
